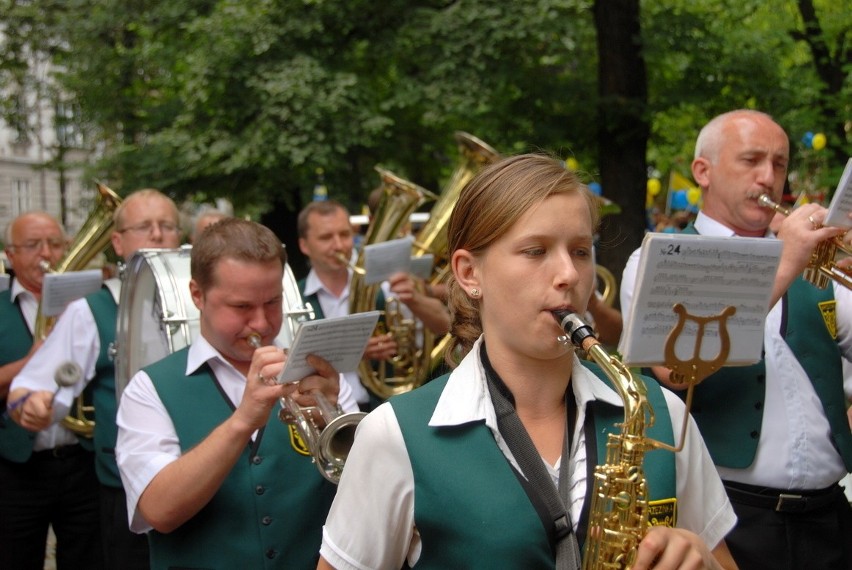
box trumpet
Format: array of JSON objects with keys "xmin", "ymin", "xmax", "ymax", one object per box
[
  {"xmin": 757, "ymin": 194, "xmax": 852, "ymax": 290},
  {"xmin": 246, "ymin": 333, "xmax": 365, "ymax": 484}
]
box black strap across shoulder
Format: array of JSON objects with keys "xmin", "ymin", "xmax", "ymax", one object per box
[{"xmin": 481, "ymin": 343, "xmax": 582, "ymax": 570}]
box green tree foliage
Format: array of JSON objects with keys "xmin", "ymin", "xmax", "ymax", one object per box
[{"xmin": 1, "ymin": 0, "xmax": 849, "ymax": 259}]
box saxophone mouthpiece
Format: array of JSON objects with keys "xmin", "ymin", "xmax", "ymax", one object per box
[
  {"xmin": 551, "ymin": 310, "xmax": 596, "ymax": 348},
  {"xmin": 246, "ymin": 333, "xmax": 262, "ymax": 349}
]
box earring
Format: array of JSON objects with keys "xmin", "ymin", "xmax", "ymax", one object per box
[{"xmin": 470, "ymin": 288, "xmax": 480, "ymax": 298}]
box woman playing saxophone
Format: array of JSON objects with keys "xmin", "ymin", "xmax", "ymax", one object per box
[{"xmin": 318, "ymin": 154, "xmax": 738, "ymax": 569}]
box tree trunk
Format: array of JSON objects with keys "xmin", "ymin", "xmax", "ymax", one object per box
[{"xmin": 593, "ymin": 0, "xmax": 649, "ymax": 309}]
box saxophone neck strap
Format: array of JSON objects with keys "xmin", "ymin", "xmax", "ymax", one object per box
[{"xmin": 481, "ymin": 343, "xmax": 582, "ymax": 570}]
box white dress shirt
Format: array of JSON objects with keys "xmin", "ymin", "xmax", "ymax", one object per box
[
  {"xmin": 116, "ymin": 333, "xmax": 358, "ymax": 533},
  {"xmin": 320, "ymin": 336, "xmax": 736, "ymax": 570},
  {"xmin": 620, "ymin": 212, "xmax": 852, "ymax": 489},
  {"xmin": 9, "ymin": 280, "xmax": 89, "ymax": 450}
]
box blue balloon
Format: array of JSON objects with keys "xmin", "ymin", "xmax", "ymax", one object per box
[
  {"xmin": 802, "ymin": 131, "xmax": 814, "ymax": 149},
  {"xmin": 671, "ymin": 189, "xmax": 689, "ymax": 210},
  {"xmin": 588, "ymin": 182, "xmax": 602, "ymax": 196}
]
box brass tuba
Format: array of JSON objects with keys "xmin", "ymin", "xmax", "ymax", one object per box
[
  {"xmin": 350, "ymin": 167, "xmax": 437, "ymax": 399},
  {"xmin": 413, "ymin": 132, "xmax": 500, "ymax": 371},
  {"xmin": 38, "ymin": 182, "xmax": 122, "ymax": 438}
]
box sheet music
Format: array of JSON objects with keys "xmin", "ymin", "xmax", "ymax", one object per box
[
  {"xmin": 409, "ymin": 254, "xmax": 434, "ymax": 280},
  {"xmin": 618, "ymin": 233, "xmax": 781, "ymax": 367},
  {"xmin": 277, "ymin": 311, "xmax": 380, "ymax": 383},
  {"xmin": 823, "ymin": 157, "xmax": 852, "ymax": 229},
  {"xmin": 42, "ymin": 270, "xmax": 103, "ymax": 316},
  {"xmin": 364, "ymin": 236, "xmax": 413, "ymax": 285}
]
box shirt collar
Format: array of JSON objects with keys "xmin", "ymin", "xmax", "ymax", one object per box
[
  {"xmin": 428, "ymin": 336, "xmax": 624, "ymax": 429},
  {"xmin": 10, "ymin": 277, "xmax": 36, "ymax": 304},
  {"xmin": 695, "ymin": 210, "xmax": 773, "ymax": 238},
  {"xmin": 302, "ymin": 268, "xmax": 351, "ymax": 299}
]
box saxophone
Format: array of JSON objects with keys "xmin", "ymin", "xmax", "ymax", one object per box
[{"xmin": 553, "ymin": 310, "xmax": 657, "ymax": 570}]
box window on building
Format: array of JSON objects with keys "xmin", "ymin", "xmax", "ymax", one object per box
[
  {"xmin": 12, "ymin": 179, "xmax": 32, "ymax": 217},
  {"xmin": 55, "ymin": 100, "xmax": 84, "ymax": 148},
  {"xmin": 10, "ymin": 94, "xmax": 31, "ymax": 145}
]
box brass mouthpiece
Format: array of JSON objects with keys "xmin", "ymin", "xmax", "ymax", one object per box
[
  {"xmin": 757, "ymin": 194, "xmax": 791, "ymax": 216},
  {"xmin": 335, "ymin": 252, "xmax": 366, "ymax": 275},
  {"xmin": 246, "ymin": 333, "xmax": 262, "ymax": 349}
]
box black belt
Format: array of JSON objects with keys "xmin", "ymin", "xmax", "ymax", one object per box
[
  {"xmin": 31, "ymin": 444, "xmax": 87, "ymax": 460},
  {"xmin": 724, "ymin": 480, "xmax": 844, "ymax": 513}
]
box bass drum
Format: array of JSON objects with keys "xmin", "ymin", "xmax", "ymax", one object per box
[{"xmin": 114, "ymin": 247, "xmax": 312, "ymax": 400}]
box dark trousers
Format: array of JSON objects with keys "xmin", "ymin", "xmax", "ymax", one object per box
[
  {"xmin": 0, "ymin": 445, "xmax": 102, "ymax": 570},
  {"xmin": 100, "ymin": 484, "xmax": 150, "ymax": 570},
  {"xmin": 724, "ymin": 481, "xmax": 852, "ymax": 570}
]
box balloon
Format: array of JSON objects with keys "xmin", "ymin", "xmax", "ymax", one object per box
[
  {"xmin": 588, "ymin": 182, "xmax": 602, "ymax": 196},
  {"xmin": 687, "ymin": 187, "xmax": 702, "ymax": 205},
  {"xmin": 802, "ymin": 131, "xmax": 814, "ymax": 148},
  {"xmin": 647, "ymin": 178, "xmax": 662, "ymax": 197},
  {"xmin": 812, "ymin": 132, "xmax": 826, "ymax": 151},
  {"xmin": 671, "ymin": 189, "xmax": 688, "ymax": 210},
  {"xmin": 565, "ymin": 157, "xmax": 580, "ymax": 171}
]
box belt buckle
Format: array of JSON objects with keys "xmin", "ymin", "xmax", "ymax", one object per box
[{"xmin": 775, "ymin": 493, "xmax": 804, "ymax": 512}]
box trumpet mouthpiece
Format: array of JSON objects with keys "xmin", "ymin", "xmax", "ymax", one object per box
[{"xmin": 246, "ymin": 333, "xmax": 262, "ymax": 349}]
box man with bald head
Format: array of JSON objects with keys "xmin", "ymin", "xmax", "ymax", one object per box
[
  {"xmin": 1, "ymin": 211, "xmax": 103, "ymax": 570},
  {"xmin": 11, "ymin": 189, "xmax": 182, "ymax": 570},
  {"xmin": 620, "ymin": 110, "xmax": 852, "ymax": 568}
]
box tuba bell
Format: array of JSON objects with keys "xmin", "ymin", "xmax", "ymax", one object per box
[
  {"xmin": 350, "ymin": 167, "xmax": 438, "ymax": 399},
  {"xmin": 39, "ymin": 182, "xmax": 122, "ymax": 438}
]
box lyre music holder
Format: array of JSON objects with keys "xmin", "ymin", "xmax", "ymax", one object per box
[{"xmin": 659, "ymin": 303, "xmax": 735, "ymax": 452}]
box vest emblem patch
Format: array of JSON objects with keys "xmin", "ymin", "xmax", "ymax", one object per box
[
  {"xmin": 289, "ymin": 425, "xmax": 311, "ymax": 455},
  {"xmin": 648, "ymin": 498, "xmax": 677, "ymax": 528},
  {"xmin": 817, "ymin": 300, "xmax": 837, "ymax": 339}
]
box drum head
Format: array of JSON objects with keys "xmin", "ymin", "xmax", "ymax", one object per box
[{"xmin": 115, "ymin": 248, "xmax": 196, "ymax": 399}]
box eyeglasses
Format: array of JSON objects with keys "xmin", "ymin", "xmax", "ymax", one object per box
[
  {"xmin": 118, "ymin": 221, "xmax": 180, "ymax": 236},
  {"xmin": 9, "ymin": 238, "xmax": 67, "ymax": 253}
]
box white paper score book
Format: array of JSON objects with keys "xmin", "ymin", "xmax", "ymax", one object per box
[
  {"xmin": 277, "ymin": 311, "xmax": 380, "ymax": 384},
  {"xmin": 618, "ymin": 233, "xmax": 781, "ymax": 368}
]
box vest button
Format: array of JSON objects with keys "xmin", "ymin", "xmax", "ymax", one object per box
[
  {"xmin": 256, "ymin": 485, "xmax": 265, "ymax": 495},
  {"xmin": 262, "ymin": 516, "xmax": 273, "ymax": 525},
  {"xmin": 756, "ymin": 374, "xmax": 765, "ymax": 384},
  {"xmin": 754, "ymin": 401, "xmax": 763, "ymax": 410},
  {"xmin": 252, "ymin": 455, "xmax": 263, "ymax": 465},
  {"xmin": 750, "ymin": 430, "xmax": 759, "ymax": 439},
  {"xmin": 265, "ymin": 549, "xmax": 277, "ymax": 559}
]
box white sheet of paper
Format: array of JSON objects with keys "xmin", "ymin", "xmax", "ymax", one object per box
[
  {"xmin": 824, "ymin": 158, "xmax": 852, "ymax": 229},
  {"xmin": 364, "ymin": 237, "xmax": 413, "ymax": 285},
  {"xmin": 277, "ymin": 311, "xmax": 380, "ymax": 384},
  {"xmin": 42, "ymin": 270, "xmax": 103, "ymax": 316},
  {"xmin": 409, "ymin": 254, "xmax": 434, "ymax": 280},
  {"xmin": 618, "ymin": 233, "xmax": 781, "ymax": 367},
  {"xmin": 0, "ymin": 274, "xmax": 9, "ymax": 292}
]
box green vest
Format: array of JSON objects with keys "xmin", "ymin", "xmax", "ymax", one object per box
[
  {"xmin": 390, "ymin": 365, "xmax": 675, "ymax": 569},
  {"xmin": 0, "ymin": 288, "xmax": 37, "ymax": 462},
  {"xmin": 86, "ymin": 287, "xmax": 121, "ymax": 485},
  {"xmin": 680, "ymin": 224, "xmax": 852, "ymax": 469},
  {"xmin": 146, "ymin": 348, "xmax": 335, "ymax": 570}
]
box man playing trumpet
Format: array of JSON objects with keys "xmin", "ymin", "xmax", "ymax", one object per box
[
  {"xmin": 115, "ymin": 218, "xmax": 357, "ymax": 569},
  {"xmin": 620, "ymin": 109, "xmax": 852, "ymax": 569}
]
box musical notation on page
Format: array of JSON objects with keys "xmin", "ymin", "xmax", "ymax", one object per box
[{"xmin": 618, "ymin": 234, "xmax": 781, "ymax": 367}]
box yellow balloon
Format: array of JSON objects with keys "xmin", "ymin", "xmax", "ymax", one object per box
[
  {"xmin": 687, "ymin": 187, "xmax": 702, "ymax": 205},
  {"xmin": 812, "ymin": 132, "xmax": 826, "ymax": 151},
  {"xmin": 565, "ymin": 157, "xmax": 580, "ymax": 171},
  {"xmin": 647, "ymin": 178, "xmax": 662, "ymax": 197}
]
